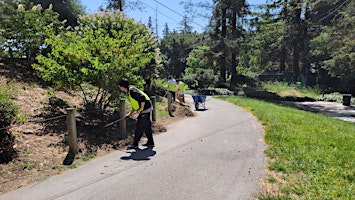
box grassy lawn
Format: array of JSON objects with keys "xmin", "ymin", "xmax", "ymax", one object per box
[
  {"xmin": 216, "ymin": 96, "xmax": 355, "ymax": 199},
  {"xmin": 260, "ymin": 81, "xmax": 321, "ymax": 99}
]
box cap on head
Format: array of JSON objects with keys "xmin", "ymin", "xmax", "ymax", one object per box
[{"xmin": 119, "ymin": 78, "xmax": 129, "ymax": 89}]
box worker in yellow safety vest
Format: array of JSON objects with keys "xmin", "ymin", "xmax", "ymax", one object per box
[
  {"xmin": 119, "ymin": 78, "xmax": 154, "ymax": 149},
  {"xmin": 167, "ymin": 76, "xmax": 177, "ymax": 103},
  {"xmin": 176, "ymin": 79, "xmax": 186, "ymax": 104}
]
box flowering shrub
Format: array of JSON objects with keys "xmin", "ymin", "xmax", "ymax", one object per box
[
  {"xmin": 0, "ymin": 91, "xmax": 18, "ymax": 164},
  {"xmin": 33, "ymin": 11, "xmax": 161, "ymax": 110}
]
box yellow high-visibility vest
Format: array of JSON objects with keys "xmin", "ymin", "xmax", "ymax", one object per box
[
  {"xmin": 168, "ymin": 80, "xmax": 177, "ymax": 91},
  {"xmin": 179, "ymin": 82, "xmax": 186, "ymax": 91},
  {"xmin": 128, "ymin": 86, "xmax": 150, "ymax": 110}
]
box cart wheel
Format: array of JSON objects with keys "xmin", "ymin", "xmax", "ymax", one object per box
[{"xmin": 195, "ymin": 102, "xmax": 199, "ymax": 110}]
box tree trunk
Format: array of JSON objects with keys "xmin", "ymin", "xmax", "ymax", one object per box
[
  {"xmin": 301, "ymin": 1, "xmax": 311, "ymax": 83},
  {"xmin": 220, "ymin": 6, "xmax": 227, "ymax": 84},
  {"xmin": 230, "ymin": 4, "xmax": 238, "ymax": 88},
  {"xmin": 291, "ymin": 0, "xmax": 302, "ymax": 81},
  {"xmin": 293, "ymin": 44, "xmax": 300, "ymax": 81},
  {"xmin": 279, "ymin": 0, "xmax": 288, "ymax": 73},
  {"xmin": 279, "ymin": 45, "xmax": 286, "ymax": 72}
]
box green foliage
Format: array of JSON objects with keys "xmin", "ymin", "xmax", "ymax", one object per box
[
  {"xmin": 317, "ymin": 92, "xmax": 343, "ymax": 102},
  {"xmin": 217, "ymin": 96, "xmax": 355, "ymax": 199},
  {"xmin": 183, "ymin": 67, "xmax": 218, "ymax": 89},
  {"xmin": 28, "ymin": 0, "xmax": 85, "ymax": 27},
  {"xmin": 0, "ymin": 87, "xmax": 19, "ymax": 164},
  {"xmin": 159, "ymin": 31, "xmax": 202, "ymax": 77},
  {"xmin": 33, "ymin": 11, "xmax": 160, "ymax": 110},
  {"xmin": 243, "ymin": 0, "xmax": 354, "ymax": 92},
  {"xmin": 317, "ymin": 92, "xmax": 355, "ymax": 105},
  {"xmin": 81, "ymin": 153, "xmax": 96, "ymax": 161},
  {"xmin": 318, "ymin": 0, "xmax": 354, "ymax": 81},
  {"xmin": 0, "ymin": 1, "xmax": 63, "ymax": 58},
  {"xmin": 186, "ymin": 45, "xmax": 217, "ymax": 71},
  {"xmin": 184, "ymin": 45, "xmax": 218, "ymax": 88},
  {"xmin": 21, "ymin": 162, "xmax": 36, "ymax": 170},
  {"xmin": 248, "ymin": 19, "xmax": 286, "ymax": 72}
]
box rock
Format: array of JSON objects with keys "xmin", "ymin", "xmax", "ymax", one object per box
[{"xmin": 22, "ymin": 129, "xmax": 34, "ymax": 134}]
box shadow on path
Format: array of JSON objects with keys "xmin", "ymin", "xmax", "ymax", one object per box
[{"xmin": 120, "ymin": 147, "xmax": 156, "ymax": 161}]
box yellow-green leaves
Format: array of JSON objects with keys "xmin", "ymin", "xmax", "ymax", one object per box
[{"xmin": 33, "ymin": 11, "xmax": 160, "ymax": 109}]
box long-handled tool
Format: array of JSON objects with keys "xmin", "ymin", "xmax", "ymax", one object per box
[{"xmin": 104, "ymin": 117, "xmax": 126, "ymax": 128}]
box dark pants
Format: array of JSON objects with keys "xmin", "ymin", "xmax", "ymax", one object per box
[
  {"xmin": 133, "ymin": 112, "xmax": 154, "ymax": 146},
  {"xmin": 169, "ymin": 91, "xmax": 176, "ymax": 103}
]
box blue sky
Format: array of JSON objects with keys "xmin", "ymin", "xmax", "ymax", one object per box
[{"xmin": 81, "ymin": 0, "xmax": 267, "ymax": 37}]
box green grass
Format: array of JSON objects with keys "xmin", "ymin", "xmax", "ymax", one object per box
[
  {"xmin": 260, "ymin": 81, "xmax": 322, "ymax": 99},
  {"xmin": 21, "ymin": 162, "xmax": 36, "ymax": 170},
  {"xmin": 155, "ymin": 98, "xmax": 170, "ymax": 117},
  {"xmin": 216, "ymin": 96, "xmax": 355, "ymax": 199}
]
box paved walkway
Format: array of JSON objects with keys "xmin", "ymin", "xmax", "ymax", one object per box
[
  {"xmin": 284, "ymin": 101, "xmax": 355, "ymax": 123},
  {"xmin": 0, "ymin": 96, "xmax": 266, "ymax": 200}
]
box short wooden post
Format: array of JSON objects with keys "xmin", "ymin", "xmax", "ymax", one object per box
[
  {"xmin": 151, "ymin": 96, "xmax": 156, "ymax": 122},
  {"xmin": 168, "ymin": 92, "xmax": 172, "ymax": 114},
  {"xmin": 66, "ymin": 108, "xmax": 77, "ymax": 154},
  {"xmin": 120, "ymin": 99, "xmax": 127, "ymax": 138}
]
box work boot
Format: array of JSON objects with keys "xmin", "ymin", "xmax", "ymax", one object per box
[
  {"xmin": 127, "ymin": 144, "xmax": 138, "ymax": 150},
  {"xmin": 142, "ymin": 143, "xmax": 155, "ymax": 148}
]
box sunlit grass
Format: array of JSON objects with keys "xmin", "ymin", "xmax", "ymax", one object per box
[
  {"xmin": 216, "ymin": 96, "xmax": 355, "ymax": 199},
  {"xmin": 260, "ymin": 81, "xmax": 321, "ymax": 99}
]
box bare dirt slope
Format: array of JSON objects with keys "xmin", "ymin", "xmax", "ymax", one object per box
[{"xmin": 0, "ymin": 58, "xmax": 194, "ymax": 195}]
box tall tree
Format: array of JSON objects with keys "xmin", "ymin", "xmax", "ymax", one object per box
[
  {"xmin": 208, "ymin": 0, "xmax": 249, "ymax": 86},
  {"xmin": 148, "ymin": 16, "xmax": 154, "ymax": 30},
  {"xmin": 106, "ymin": 0, "xmax": 124, "ymax": 11},
  {"xmin": 162, "ymin": 22, "xmax": 170, "ymax": 37},
  {"xmin": 228, "ymin": 0, "xmax": 248, "ymax": 88},
  {"xmin": 289, "ymin": 0, "xmax": 302, "ymax": 80},
  {"xmin": 104, "ymin": 0, "xmax": 145, "ymax": 12},
  {"xmin": 311, "ymin": 0, "xmax": 354, "ymax": 92},
  {"xmin": 209, "ymin": 0, "xmax": 228, "ymax": 84},
  {"xmin": 159, "ymin": 32, "xmax": 201, "ymax": 77},
  {"xmin": 279, "ymin": 0, "xmax": 288, "ymax": 73},
  {"xmin": 179, "ymin": 15, "xmax": 193, "ymax": 33}
]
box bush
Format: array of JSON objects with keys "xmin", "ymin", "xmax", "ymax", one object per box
[
  {"xmin": 317, "ymin": 92, "xmax": 355, "ymax": 104},
  {"xmin": 0, "ymin": 88, "xmax": 18, "ymax": 163},
  {"xmin": 183, "ymin": 68, "xmax": 218, "ymax": 89},
  {"xmin": 33, "ymin": 11, "xmax": 160, "ymax": 110}
]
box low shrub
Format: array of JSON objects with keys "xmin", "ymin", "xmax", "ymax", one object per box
[{"xmin": 0, "ymin": 88, "xmax": 18, "ymax": 163}]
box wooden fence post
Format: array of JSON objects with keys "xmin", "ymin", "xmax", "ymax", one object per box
[
  {"xmin": 66, "ymin": 108, "xmax": 77, "ymax": 154},
  {"xmin": 168, "ymin": 92, "xmax": 172, "ymax": 113},
  {"xmin": 120, "ymin": 99, "xmax": 127, "ymax": 138},
  {"xmin": 151, "ymin": 96, "xmax": 156, "ymax": 122}
]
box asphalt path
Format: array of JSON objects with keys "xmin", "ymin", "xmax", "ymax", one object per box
[{"xmin": 0, "ymin": 96, "xmax": 266, "ymax": 200}]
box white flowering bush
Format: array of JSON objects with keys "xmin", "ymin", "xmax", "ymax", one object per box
[
  {"xmin": 33, "ymin": 11, "xmax": 161, "ymax": 110},
  {"xmin": 0, "ymin": 2, "xmax": 62, "ymax": 58}
]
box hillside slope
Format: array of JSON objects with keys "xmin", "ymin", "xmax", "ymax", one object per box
[{"xmin": 0, "ymin": 58, "xmax": 193, "ymax": 195}]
